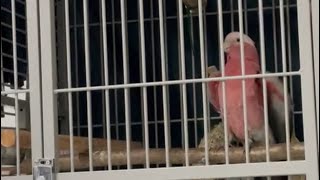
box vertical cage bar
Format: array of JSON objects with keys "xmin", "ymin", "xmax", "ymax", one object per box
[
  {"xmin": 14, "ymin": 90, "xmax": 20, "ymax": 175},
  {"xmin": 198, "ymin": 0, "xmax": 209, "ymax": 165},
  {"xmin": 64, "ymin": 0, "xmax": 75, "ymax": 171},
  {"xmin": 99, "ymin": 0, "xmax": 107, "ymax": 142},
  {"xmin": 176, "ymin": 0, "xmax": 184, "ymax": 152},
  {"xmin": 237, "ymin": 0, "xmax": 250, "ymax": 163},
  {"xmin": 158, "ymin": 0, "xmax": 170, "ymax": 167},
  {"xmin": 286, "ymin": 0, "xmax": 295, "ymax": 140},
  {"xmin": 101, "ymin": 0, "xmax": 112, "ymax": 170},
  {"xmin": 138, "ymin": 0, "xmax": 150, "ymax": 168},
  {"xmin": 296, "ymin": 1, "xmax": 319, "ymax": 179},
  {"xmin": 178, "ymin": 0, "xmax": 189, "ymax": 166},
  {"xmin": 120, "ymin": 0, "xmax": 132, "ymax": 169},
  {"xmin": 176, "ymin": 0, "xmax": 185, "ymax": 152},
  {"xmin": 138, "ymin": 4, "xmax": 146, "ymax": 168},
  {"xmin": 190, "ymin": 15, "xmax": 198, "ymax": 146},
  {"xmin": 83, "ymin": 0, "xmax": 93, "ymax": 170},
  {"xmin": 311, "ymin": 0, "xmax": 319, "ymax": 148},
  {"xmin": 217, "ymin": 0, "xmax": 229, "ymax": 164},
  {"xmin": 11, "ymin": 0, "xmax": 21, "ymax": 174},
  {"xmin": 39, "ymin": 0, "xmax": 58, "ymax": 172},
  {"xmin": 163, "ymin": 0, "xmax": 172, "ymax": 152},
  {"xmin": 203, "ymin": 9, "xmax": 210, "ymax": 132},
  {"xmin": 27, "ymin": 0, "xmax": 44, "ymax": 164},
  {"xmin": 279, "ymin": 0, "xmax": 291, "ymax": 161},
  {"xmin": 258, "ymin": 0, "xmax": 271, "ymax": 162}
]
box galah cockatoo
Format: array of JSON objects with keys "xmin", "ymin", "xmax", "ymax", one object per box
[
  {"xmin": 217, "ymin": 32, "xmax": 275, "ymax": 147},
  {"xmin": 207, "ymin": 65, "xmax": 295, "ymax": 145}
]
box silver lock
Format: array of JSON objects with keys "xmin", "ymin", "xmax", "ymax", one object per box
[{"xmin": 33, "ymin": 159, "xmax": 54, "ymax": 180}]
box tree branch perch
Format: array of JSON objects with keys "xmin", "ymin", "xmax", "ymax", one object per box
[{"xmin": 2, "ymin": 142, "xmax": 304, "ymax": 175}]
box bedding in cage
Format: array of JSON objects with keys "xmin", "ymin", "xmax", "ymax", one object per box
[{"xmin": 1, "ymin": 0, "xmax": 317, "ymax": 179}]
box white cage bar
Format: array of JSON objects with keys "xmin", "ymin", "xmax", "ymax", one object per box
[
  {"xmin": 158, "ymin": 0, "xmax": 170, "ymax": 167},
  {"xmin": 82, "ymin": 0, "xmax": 94, "ymax": 170},
  {"xmin": 101, "ymin": 0, "xmax": 112, "ymax": 170},
  {"xmin": 279, "ymin": 0, "xmax": 291, "ymax": 161},
  {"xmin": 38, "ymin": 0, "xmax": 59, "ymax": 171},
  {"xmin": 258, "ymin": 0, "xmax": 271, "ymax": 162},
  {"xmin": 198, "ymin": 0, "xmax": 209, "ymax": 166},
  {"xmin": 311, "ymin": 0, "xmax": 319, "ymax": 149},
  {"xmin": 177, "ymin": 0, "xmax": 189, "ymax": 166},
  {"xmin": 237, "ymin": 0, "xmax": 250, "ymax": 163},
  {"xmin": 26, "ymin": 0, "xmax": 43, "ymax": 164},
  {"xmin": 11, "ymin": 0, "xmax": 21, "ymax": 174},
  {"xmin": 217, "ymin": 0, "xmax": 229, "ymax": 164},
  {"xmin": 120, "ymin": 0, "xmax": 132, "ymax": 169},
  {"xmin": 296, "ymin": 0, "xmax": 319, "ymax": 179},
  {"xmin": 138, "ymin": 0, "xmax": 150, "ymax": 168}
]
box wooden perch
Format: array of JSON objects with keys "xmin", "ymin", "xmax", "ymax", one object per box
[
  {"xmin": 86, "ymin": 142, "xmax": 305, "ymax": 166},
  {"xmin": 1, "ymin": 128, "xmax": 142, "ymax": 153},
  {"xmin": 2, "ymin": 142, "xmax": 304, "ymax": 175}
]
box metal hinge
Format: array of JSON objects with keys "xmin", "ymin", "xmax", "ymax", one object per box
[{"xmin": 33, "ymin": 159, "xmax": 55, "ymax": 180}]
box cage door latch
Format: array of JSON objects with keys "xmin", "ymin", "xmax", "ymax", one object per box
[{"xmin": 33, "ymin": 159, "xmax": 55, "ymax": 180}]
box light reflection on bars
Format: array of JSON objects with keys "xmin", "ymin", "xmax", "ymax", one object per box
[
  {"xmin": 64, "ymin": 0, "xmax": 75, "ymax": 172},
  {"xmin": 120, "ymin": 0, "xmax": 132, "ymax": 169},
  {"xmin": 138, "ymin": 0, "xmax": 150, "ymax": 168},
  {"xmin": 83, "ymin": 0, "xmax": 93, "ymax": 170},
  {"xmin": 101, "ymin": 0, "xmax": 112, "ymax": 170},
  {"xmin": 11, "ymin": 0, "xmax": 21, "ymax": 175},
  {"xmin": 158, "ymin": 0, "xmax": 170, "ymax": 167},
  {"xmin": 178, "ymin": 0, "xmax": 189, "ymax": 166},
  {"xmin": 217, "ymin": 0, "xmax": 230, "ymax": 164},
  {"xmin": 238, "ymin": 0, "xmax": 250, "ymax": 163},
  {"xmin": 258, "ymin": 0, "xmax": 271, "ymax": 165},
  {"xmin": 198, "ymin": 0, "xmax": 209, "ymax": 166},
  {"xmin": 279, "ymin": 0, "xmax": 291, "ymax": 161}
]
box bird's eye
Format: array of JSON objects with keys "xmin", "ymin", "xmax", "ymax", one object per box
[{"xmin": 236, "ymin": 38, "xmax": 240, "ymax": 42}]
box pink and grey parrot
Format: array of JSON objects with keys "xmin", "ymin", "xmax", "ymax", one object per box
[
  {"xmin": 216, "ymin": 32, "xmax": 275, "ymax": 147},
  {"xmin": 207, "ymin": 32, "xmax": 295, "ymax": 146},
  {"xmin": 204, "ymin": 33, "xmax": 296, "ymax": 180}
]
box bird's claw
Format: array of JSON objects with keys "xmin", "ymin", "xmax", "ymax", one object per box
[{"xmin": 200, "ymin": 157, "xmax": 206, "ymax": 164}]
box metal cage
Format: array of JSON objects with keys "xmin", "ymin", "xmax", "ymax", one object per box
[{"xmin": 1, "ymin": 0, "xmax": 319, "ymax": 179}]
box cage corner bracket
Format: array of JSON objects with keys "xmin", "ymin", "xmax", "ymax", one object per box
[{"xmin": 33, "ymin": 158, "xmax": 55, "ymax": 180}]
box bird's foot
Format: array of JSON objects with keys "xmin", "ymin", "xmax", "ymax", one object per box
[
  {"xmin": 200, "ymin": 157, "xmax": 206, "ymax": 164},
  {"xmin": 241, "ymin": 139, "xmax": 254, "ymax": 154}
]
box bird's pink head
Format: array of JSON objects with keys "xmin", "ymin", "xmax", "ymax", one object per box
[
  {"xmin": 223, "ymin": 32, "xmax": 255, "ymax": 53},
  {"xmin": 223, "ymin": 32, "xmax": 259, "ymax": 64}
]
